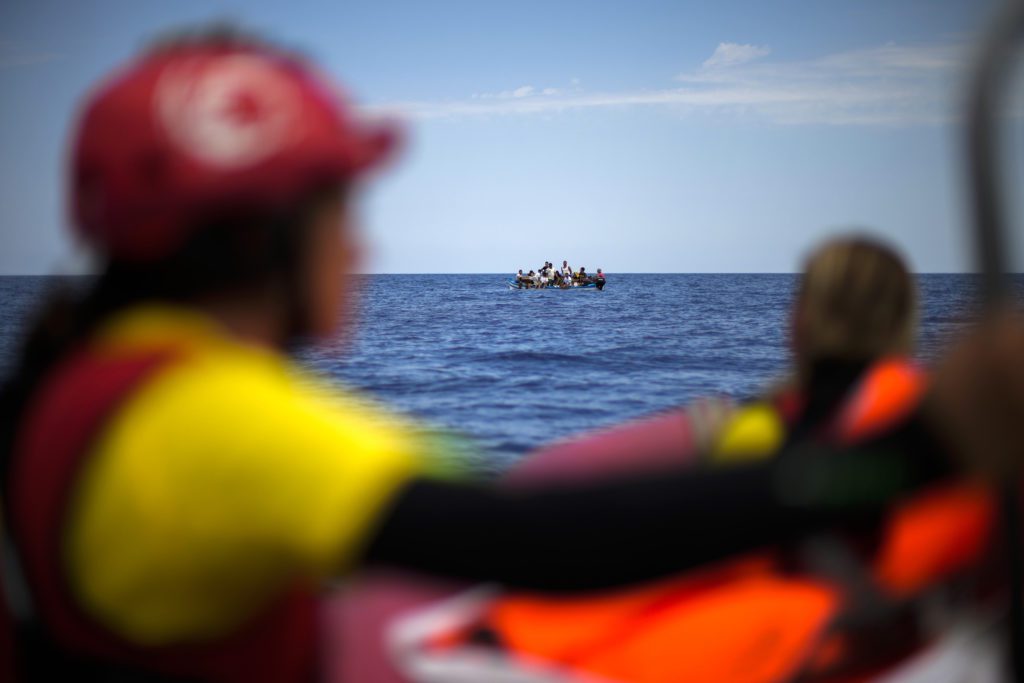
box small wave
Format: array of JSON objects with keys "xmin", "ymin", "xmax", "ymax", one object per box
[{"xmin": 483, "ymin": 349, "xmax": 604, "ymax": 366}]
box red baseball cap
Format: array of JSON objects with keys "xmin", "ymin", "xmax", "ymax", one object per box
[{"xmin": 70, "ymin": 39, "xmax": 400, "ymax": 261}]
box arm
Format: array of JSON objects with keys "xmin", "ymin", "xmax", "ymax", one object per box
[{"xmin": 363, "ymin": 415, "xmax": 950, "ymax": 593}]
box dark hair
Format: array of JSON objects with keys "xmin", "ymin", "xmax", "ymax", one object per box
[{"xmin": 0, "ymin": 187, "xmax": 338, "ymax": 485}]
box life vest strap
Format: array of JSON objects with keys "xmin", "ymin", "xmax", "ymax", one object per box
[{"xmin": 2, "ymin": 525, "xmax": 34, "ymax": 625}]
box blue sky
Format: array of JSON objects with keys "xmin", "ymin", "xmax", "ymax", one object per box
[{"xmin": 1, "ymin": 0, "xmax": 1016, "ymax": 273}]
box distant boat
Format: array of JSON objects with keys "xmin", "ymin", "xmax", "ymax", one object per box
[{"xmin": 506, "ymin": 279, "xmax": 603, "ymax": 290}]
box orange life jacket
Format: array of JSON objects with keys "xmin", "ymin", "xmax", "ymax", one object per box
[{"xmin": 428, "ymin": 358, "xmax": 996, "ymax": 683}]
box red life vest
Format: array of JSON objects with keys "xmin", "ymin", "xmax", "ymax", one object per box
[
  {"xmin": 6, "ymin": 345, "xmax": 318, "ymax": 682},
  {"xmin": 426, "ymin": 358, "xmax": 996, "ymax": 683}
]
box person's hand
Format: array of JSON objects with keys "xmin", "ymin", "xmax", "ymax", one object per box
[
  {"xmin": 684, "ymin": 396, "xmax": 736, "ymax": 454},
  {"xmin": 926, "ymin": 311, "xmax": 1024, "ymax": 483}
]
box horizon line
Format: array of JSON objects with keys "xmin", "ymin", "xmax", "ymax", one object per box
[
  {"xmin": 0, "ymin": 271, "xmax": 1012, "ymax": 277},
  {"xmin": 357, "ymin": 271, "xmax": 1007, "ymax": 276}
]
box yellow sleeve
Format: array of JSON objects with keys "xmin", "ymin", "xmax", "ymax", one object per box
[
  {"xmin": 710, "ymin": 402, "xmax": 787, "ymax": 464},
  {"xmin": 67, "ymin": 347, "xmax": 426, "ymax": 643}
]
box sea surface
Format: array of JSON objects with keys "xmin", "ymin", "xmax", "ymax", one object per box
[{"xmin": 0, "ymin": 274, "xmax": 1016, "ymax": 473}]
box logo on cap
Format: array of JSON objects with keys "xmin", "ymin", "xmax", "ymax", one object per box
[{"xmin": 156, "ymin": 53, "xmax": 302, "ymax": 168}]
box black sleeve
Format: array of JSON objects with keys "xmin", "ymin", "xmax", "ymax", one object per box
[{"xmin": 362, "ymin": 415, "xmax": 952, "ymax": 593}]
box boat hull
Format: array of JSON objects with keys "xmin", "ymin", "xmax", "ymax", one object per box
[{"xmin": 506, "ymin": 280, "xmax": 600, "ymax": 290}]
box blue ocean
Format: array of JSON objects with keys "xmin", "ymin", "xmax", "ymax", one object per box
[{"xmin": 0, "ymin": 274, "xmax": 1010, "ymax": 473}]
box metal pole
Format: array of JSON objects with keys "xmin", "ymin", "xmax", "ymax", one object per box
[
  {"xmin": 965, "ymin": 0, "xmax": 1024, "ymax": 306},
  {"xmin": 964, "ymin": 1, "xmax": 1024, "ymax": 679}
]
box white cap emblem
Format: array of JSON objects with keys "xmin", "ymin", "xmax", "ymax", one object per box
[{"xmin": 156, "ymin": 54, "xmax": 301, "ymax": 168}]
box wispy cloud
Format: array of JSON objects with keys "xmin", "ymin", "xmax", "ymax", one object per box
[
  {"xmin": 471, "ymin": 84, "xmax": 571, "ymax": 100},
  {"xmin": 365, "ymin": 40, "xmax": 966, "ymax": 126},
  {"xmin": 702, "ymin": 42, "xmax": 771, "ymax": 69},
  {"xmin": 0, "ymin": 40, "xmax": 61, "ymax": 69},
  {"xmin": 672, "ymin": 41, "xmax": 962, "ymax": 125}
]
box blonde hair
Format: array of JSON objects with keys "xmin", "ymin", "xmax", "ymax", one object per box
[{"xmin": 794, "ymin": 236, "xmax": 916, "ymax": 376}]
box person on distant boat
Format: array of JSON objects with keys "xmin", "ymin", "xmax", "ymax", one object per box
[
  {"xmin": 515, "ymin": 269, "xmax": 525, "ymax": 289},
  {"xmin": 562, "ymin": 260, "xmax": 572, "ymax": 278},
  {"xmin": 578, "ymin": 266, "xmax": 588, "ymax": 284},
  {"xmin": 595, "ymin": 268, "xmax": 606, "ymax": 290}
]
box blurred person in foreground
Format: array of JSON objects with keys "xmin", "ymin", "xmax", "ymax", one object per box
[
  {"xmin": 727, "ymin": 234, "xmax": 930, "ymax": 477},
  {"xmin": 0, "ymin": 28, "xmax": 1022, "ymax": 683}
]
